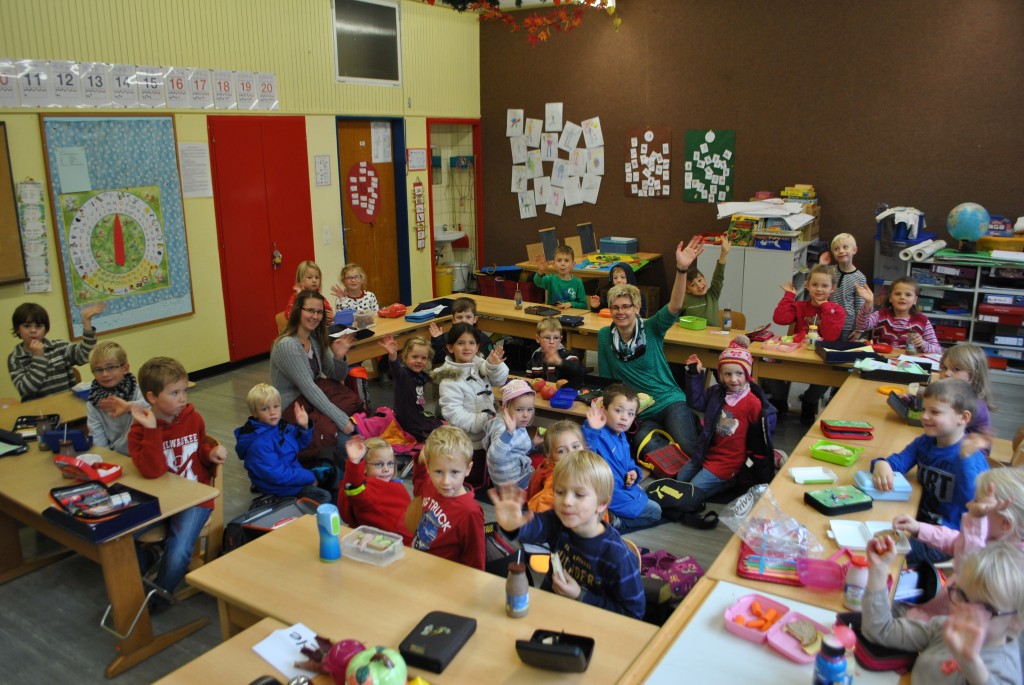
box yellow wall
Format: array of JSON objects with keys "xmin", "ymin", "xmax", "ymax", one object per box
[{"xmin": 0, "ymin": 0, "xmax": 478, "ymax": 398}]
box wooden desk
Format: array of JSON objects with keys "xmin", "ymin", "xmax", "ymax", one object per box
[
  {"xmin": 515, "ymin": 252, "xmax": 663, "ymax": 282},
  {"xmin": 0, "ymin": 390, "xmax": 88, "ymax": 430},
  {"xmin": 0, "ymin": 444, "xmax": 219, "ymax": 677},
  {"xmin": 186, "ymin": 516, "xmax": 656, "ymax": 684},
  {"xmin": 496, "ymin": 376, "xmax": 588, "ymax": 419},
  {"xmin": 345, "ymin": 315, "xmax": 450, "ymax": 365}
]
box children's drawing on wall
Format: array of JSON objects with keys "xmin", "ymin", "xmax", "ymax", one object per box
[
  {"xmin": 550, "ymin": 159, "xmax": 569, "ymax": 188},
  {"xmin": 558, "ymin": 121, "xmax": 583, "ymax": 153},
  {"xmin": 581, "ymin": 175, "xmax": 601, "ymax": 204},
  {"xmin": 534, "ymin": 177, "xmax": 551, "ymax": 205},
  {"xmin": 582, "ymin": 116, "xmax": 604, "ymax": 149},
  {"xmin": 625, "ymin": 127, "xmax": 672, "ymax": 198},
  {"xmin": 540, "ymin": 133, "xmax": 559, "ymax": 162},
  {"xmin": 683, "ymin": 129, "xmax": 735, "ymax": 203},
  {"xmin": 563, "ymin": 176, "xmax": 582, "ymax": 207},
  {"xmin": 510, "ymin": 135, "xmax": 528, "ymax": 164},
  {"xmin": 506, "ymin": 108, "xmax": 524, "ymax": 137},
  {"xmin": 524, "ymin": 118, "xmax": 542, "ymax": 148},
  {"xmin": 569, "ymin": 148, "xmax": 589, "ymax": 177},
  {"xmin": 526, "ymin": 149, "xmax": 542, "ymax": 178},
  {"xmin": 588, "ymin": 146, "xmax": 605, "ymax": 176},
  {"xmin": 544, "ymin": 102, "xmax": 563, "ymax": 132},
  {"xmin": 511, "ymin": 165, "xmax": 528, "ymax": 193},
  {"xmin": 518, "ymin": 189, "xmax": 537, "ymax": 219},
  {"xmin": 546, "ymin": 187, "xmax": 565, "ymax": 216}
]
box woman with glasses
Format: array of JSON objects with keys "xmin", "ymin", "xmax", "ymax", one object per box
[
  {"xmin": 596, "ymin": 236, "xmax": 704, "ymax": 457},
  {"xmin": 270, "ymin": 290, "xmax": 360, "ymax": 466}
]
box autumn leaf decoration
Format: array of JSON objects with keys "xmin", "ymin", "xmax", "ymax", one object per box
[{"xmin": 421, "ymin": 0, "xmax": 620, "ymax": 46}]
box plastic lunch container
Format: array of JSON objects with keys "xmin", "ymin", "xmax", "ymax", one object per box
[
  {"xmin": 548, "ymin": 387, "xmax": 579, "ymax": 409},
  {"xmin": 789, "ymin": 466, "xmax": 837, "ymax": 485},
  {"xmin": 766, "ymin": 612, "xmax": 831, "ymax": 664},
  {"xmin": 724, "ymin": 593, "xmax": 789, "ymax": 644},
  {"xmin": 797, "ymin": 549, "xmax": 852, "ymax": 591},
  {"xmin": 341, "ymin": 525, "xmax": 404, "ymax": 566},
  {"xmin": 809, "ymin": 439, "xmax": 863, "ymax": 467},
  {"xmin": 678, "ymin": 316, "xmax": 707, "ymax": 330}
]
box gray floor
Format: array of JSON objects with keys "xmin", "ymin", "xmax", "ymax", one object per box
[{"xmin": 2, "ymin": 358, "xmax": 1020, "ymax": 682}]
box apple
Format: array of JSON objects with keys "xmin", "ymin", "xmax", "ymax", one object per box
[
  {"xmin": 346, "ymin": 646, "xmax": 407, "ymax": 685},
  {"xmin": 531, "ymin": 378, "xmax": 546, "ymax": 392},
  {"xmin": 324, "ymin": 639, "xmax": 367, "ymax": 685},
  {"xmin": 540, "ymin": 385, "xmax": 557, "ymax": 400}
]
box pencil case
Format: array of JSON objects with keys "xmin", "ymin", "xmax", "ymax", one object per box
[
  {"xmin": 820, "ymin": 419, "xmax": 874, "ymax": 440},
  {"xmin": 404, "ymin": 310, "xmax": 437, "ymax": 322},
  {"xmin": 42, "ymin": 429, "xmax": 93, "ymax": 453},
  {"xmin": 803, "ymin": 485, "xmax": 873, "ymax": 516}
]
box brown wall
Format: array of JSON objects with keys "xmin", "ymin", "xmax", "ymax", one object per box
[{"xmin": 480, "ymin": 0, "xmax": 1024, "ymax": 291}]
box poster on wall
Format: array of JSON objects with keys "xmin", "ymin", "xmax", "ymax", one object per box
[
  {"xmin": 625, "ymin": 128, "xmax": 671, "ymax": 198},
  {"xmin": 684, "ymin": 129, "xmax": 735, "ymax": 203},
  {"xmin": 42, "ymin": 115, "xmax": 194, "ymax": 337}
]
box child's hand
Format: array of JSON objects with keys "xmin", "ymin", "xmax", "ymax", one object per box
[
  {"xmin": 428, "ymin": 321, "xmax": 442, "ymax": 338},
  {"xmin": 865, "ymin": 535, "xmax": 897, "ymax": 575},
  {"xmin": 330, "ymin": 332, "xmax": 356, "ymax": 359},
  {"xmin": 378, "ymin": 334, "xmax": 399, "ymax": 359},
  {"xmin": 872, "ymin": 461, "xmax": 895, "ymax": 491},
  {"xmin": 98, "ymin": 396, "xmax": 132, "ymax": 417},
  {"xmin": 486, "ymin": 345, "xmax": 505, "ymax": 365},
  {"xmin": 943, "ymin": 604, "xmax": 990, "ymax": 678},
  {"xmin": 345, "ymin": 437, "xmax": 367, "ymax": 464},
  {"xmin": 855, "ymin": 283, "xmax": 874, "ymax": 308},
  {"xmin": 892, "ymin": 514, "xmax": 921, "ymax": 537},
  {"xmin": 209, "ymin": 444, "xmax": 228, "ymax": 464},
  {"xmin": 501, "ymin": 404, "xmax": 517, "ymax": 434},
  {"xmin": 330, "ymin": 283, "xmax": 346, "ymax": 300},
  {"xmin": 780, "ymin": 282, "xmax": 797, "ymax": 295},
  {"xmin": 966, "ymin": 481, "xmax": 1012, "ymax": 520},
  {"xmin": 292, "ymin": 283, "xmax": 302, "ymax": 294},
  {"xmin": 488, "ymin": 484, "xmax": 532, "ymax": 531},
  {"xmin": 906, "ymin": 332, "xmax": 924, "ymax": 350},
  {"xmin": 819, "ymin": 251, "xmax": 833, "ymax": 265},
  {"xmin": 552, "ymin": 566, "xmax": 582, "ymax": 599},
  {"xmin": 675, "ymin": 236, "xmax": 704, "ymax": 272},
  {"xmin": 586, "ymin": 403, "xmax": 606, "ymax": 430},
  {"xmin": 26, "ymin": 338, "xmax": 44, "ymax": 356},
  {"xmin": 686, "ymin": 353, "xmax": 704, "ymax": 374},
  {"xmin": 588, "ymin": 295, "xmax": 601, "ymax": 309},
  {"xmin": 556, "ymin": 301, "xmax": 571, "ymax": 310},
  {"xmin": 532, "ymin": 432, "xmax": 545, "ymax": 447},
  {"xmin": 960, "ymin": 431, "xmax": 991, "ymax": 459},
  {"xmin": 847, "ymin": 330, "xmax": 862, "ymax": 341},
  {"xmin": 534, "ymin": 255, "xmax": 548, "ymax": 274},
  {"xmin": 81, "ymin": 302, "xmax": 106, "ymax": 330},
  {"xmin": 130, "ymin": 404, "xmax": 157, "ymax": 429},
  {"xmin": 719, "ymin": 235, "xmax": 731, "ymax": 258},
  {"xmin": 625, "ymin": 470, "xmax": 638, "ymax": 487},
  {"xmin": 543, "ymin": 348, "xmax": 563, "ymax": 366},
  {"xmin": 294, "ymin": 403, "xmax": 309, "ymax": 429}
]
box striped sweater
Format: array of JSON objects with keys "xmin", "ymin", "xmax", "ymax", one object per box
[
  {"xmin": 855, "ymin": 308, "xmax": 941, "ymax": 353},
  {"xmin": 829, "ymin": 267, "xmax": 866, "ymax": 338},
  {"xmin": 8, "ymin": 331, "xmax": 96, "ymax": 400}
]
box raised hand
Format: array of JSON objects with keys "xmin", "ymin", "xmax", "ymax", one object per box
[
  {"xmin": 428, "ymin": 321, "xmax": 443, "ymax": 338},
  {"xmin": 866, "ymin": 534, "xmax": 897, "ymax": 571},
  {"xmin": 501, "ymin": 404, "xmax": 517, "ymax": 434},
  {"xmin": 294, "ymin": 403, "xmax": 309, "ymax": 429},
  {"xmin": 378, "ymin": 334, "xmax": 399, "ymax": 359},
  {"xmin": 130, "ymin": 404, "xmax": 157, "ymax": 429},
  {"xmin": 686, "ymin": 353, "xmax": 704, "ymax": 374},
  {"xmin": 331, "ymin": 332, "xmax": 356, "ymax": 359},
  {"xmin": 98, "ymin": 396, "xmax": 132, "ymax": 417},
  {"xmin": 719, "ymin": 235, "xmax": 731, "ymax": 258},
  {"xmin": 543, "ymin": 347, "xmax": 563, "ymax": 366},
  {"xmin": 588, "ymin": 295, "xmax": 601, "ymax": 309},
  {"xmin": 780, "ymin": 282, "xmax": 797, "ymax": 295},
  {"xmin": 586, "ymin": 403, "xmax": 606, "ymax": 430},
  {"xmin": 942, "ymin": 604, "xmax": 989, "ymax": 678},
  {"xmin": 345, "ymin": 437, "xmax": 367, "ymax": 464},
  {"xmin": 961, "ymin": 431, "xmax": 993, "ymax": 459},
  {"xmin": 81, "ymin": 302, "xmax": 106, "ymax": 330},
  {"xmin": 966, "ymin": 481, "xmax": 1012, "ymax": 519},
  {"xmin": 855, "ymin": 283, "xmax": 874, "ymax": 308},
  {"xmin": 892, "ymin": 513, "xmax": 921, "ymax": 537},
  {"xmin": 675, "ymin": 236, "xmax": 704, "ymax": 272},
  {"xmin": 330, "ymin": 283, "xmax": 346, "ymax": 300},
  {"xmin": 488, "ymin": 484, "xmax": 532, "ymax": 532},
  {"xmin": 534, "ymin": 254, "xmax": 549, "ymax": 275},
  {"xmin": 486, "ymin": 345, "xmax": 506, "ymax": 365},
  {"xmin": 819, "ymin": 251, "xmax": 833, "ymax": 265}
]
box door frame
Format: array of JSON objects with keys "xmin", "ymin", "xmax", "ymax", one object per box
[
  {"xmin": 425, "ymin": 118, "xmax": 483, "ymax": 296},
  {"xmin": 336, "ymin": 116, "xmax": 411, "ymax": 305}
]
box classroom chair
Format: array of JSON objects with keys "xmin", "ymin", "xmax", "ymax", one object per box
[
  {"xmin": 718, "ymin": 309, "xmax": 746, "ymax": 331},
  {"xmin": 72, "ymin": 367, "xmax": 82, "ymax": 385},
  {"xmin": 275, "ymin": 311, "xmax": 288, "ymax": 334}
]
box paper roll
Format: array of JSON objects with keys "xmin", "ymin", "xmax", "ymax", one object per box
[
  {"xmin": 900, "ymin": 239, "xmax": 932, "ymax": 261},
  {"xmin": 913, "ymin": 240, "xmax": 947, "ymax": 261}
]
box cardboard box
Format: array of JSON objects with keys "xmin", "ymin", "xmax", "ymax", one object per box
[
  {"xmin": 800, "ymin": 217, "xmax": 820, "ymax": 242},
  {"xmin": 754, "ymin": 231, "xmax": 800, "ymax": 251}
]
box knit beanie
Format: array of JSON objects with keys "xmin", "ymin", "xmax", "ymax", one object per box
[{"xmin": 718, "ymin": 334, "xmax": 753, "ymax": 379}]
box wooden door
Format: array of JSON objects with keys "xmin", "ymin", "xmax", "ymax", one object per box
[
  {"xmin": 337, "ymin": 120, "xmax": 399, "ymax": 306},
  {"xmin": 209, "ymin": 116, "xmax": 314, "ymax": 361}
]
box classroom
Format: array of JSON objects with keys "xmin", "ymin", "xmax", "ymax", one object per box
[{"xmin": 2, "ymin": 1, "xmax": 1024, "ymax": 683}]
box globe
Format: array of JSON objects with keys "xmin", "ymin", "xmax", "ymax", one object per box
[{"xmin": 946, "ymin": 202, "xmax": 990, "ymax": 244}]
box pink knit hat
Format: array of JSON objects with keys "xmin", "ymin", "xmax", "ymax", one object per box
[
  {"xmin": 501, "ymin": 378, "xmax": 536, "ymax": 405},
  {"xmin": 718, "ymin": 334, "xmax": 753, "ymax": 379}
]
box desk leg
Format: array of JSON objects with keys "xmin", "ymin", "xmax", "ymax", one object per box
[
  {"xmin": 100, "ymin": 535, "xmax": 210, "ymax": 678},
  {"xmin": 0, "ymin": 510, "xmax": 72, "ymax": 584}
]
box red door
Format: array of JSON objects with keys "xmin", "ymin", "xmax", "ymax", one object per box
[{"xmin": 209, "ymin": 116, "xmax": 314, "ymax": 361}]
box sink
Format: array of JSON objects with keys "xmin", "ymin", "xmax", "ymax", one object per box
[{"xmin": 434, "ymin": 229, "xmax": 466, "ymax": 243}]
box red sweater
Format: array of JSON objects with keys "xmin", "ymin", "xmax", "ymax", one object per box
[
  {"xmin": 701, "ymin": 392, "xmax": 761, "ymax": 480},
  {"xmin": 339, "ymin": 459, "xmax": 412, "ymax": 544},
  {"xmin": 128, "ymin": 404, "xmax": 215, "ymax": 510},
  {"xmin": 773, "ymin": 292, "xmax": 845, "ymax": 341},
  {"xmin": 411, "ymin": 480, "xmax": 485, "ymax": 570}
]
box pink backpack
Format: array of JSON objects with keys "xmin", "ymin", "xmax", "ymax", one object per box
[{"xmin": 351, "ymin": 407, "xmax": 423, "ymax": 457}]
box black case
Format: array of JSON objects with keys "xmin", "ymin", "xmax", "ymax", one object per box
[
  {"xmin": 12, "ymin": 414, "xmax": 61, "ymax": 441},
  {"xmin": 515, "ymin": 630, "xmax": 595, "ymax": 672},
  {"xmin": 399, "ymin": 611, "xmax": 476, "ymax": 673},
  {"xmin": 0, "ymin": 428, "xmax": 28, "ymax": 457},
  {"xmin": 43, "ymin": 482, "xmax": 162, "ymax": 543},
  {"xmin": 803, "ymin": 485, "xmax": 873, "ymax": 515}
]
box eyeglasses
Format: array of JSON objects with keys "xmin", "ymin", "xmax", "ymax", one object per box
[
  {"xmin": 610, "ymin": 304, "xmax": 635, "ymax": 312},
  {"xmin": 540, "ymin": 335, "xmax": 562, "ymax": 343},
  {"xmin": 91, "ymin": 364, "xmax": 124, "ymax": 374},
  {"xmin": 301, "ymin": 307, "xmax": 325, "ymax": 316},
  {"xmin": 343, "ymin": 275, "xmax": 363, "ymax": 281},
  {"xmin": 368, "ymin": 461, "xmax": 395, "ymax": 469},
  {"xmin": 948, "ymin": 585, "xmax": 1018, "ymax": 619}
]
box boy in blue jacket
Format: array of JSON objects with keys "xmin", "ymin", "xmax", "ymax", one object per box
[
  {"xmin": 583, "ymin": 383, "xmax": 662, "ymax": 532},
  {"xmin": 234, "ymin": 383, "xmax": 331, "ymax": 503}
]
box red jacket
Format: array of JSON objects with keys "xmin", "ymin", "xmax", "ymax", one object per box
[
  {"xmin": 128, "ymin": 404, "xmax": 215, "ymax": 509},
  {"xmin": 772, "ymin": 292, "xmax": 845, "ymax": 341},
  {"xmin": 339, "ymin": 459, "xmax": 412, "ymax": 544}
]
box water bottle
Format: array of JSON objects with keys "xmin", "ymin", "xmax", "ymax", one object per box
[
  {"xmin": 514, "ymin": 286, "xmax": 523, "ymax": 310},
  {"xmin": 722, "ymin": 307, "xmax": 732, "ymax": 332},
  {"xmin": 316, "ymin": 503, "xmax": 341, "ymax": 562},
  {"xmin": 813, "ymin": 635, "xmax": 850, "ymax": 685}
]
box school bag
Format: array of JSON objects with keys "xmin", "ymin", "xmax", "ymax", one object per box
[
  {"xmin": 633, "ymin": 428, "xmax": 690, "ymax": 479},
  {"xmin": 222, "ymin": 495, "xmax": 320, "ymax": 554},
  {"xmin": 834, "ymin": 612, "xmax": 917, "ymax": 673},
  {"xmin": 645, "ymin": 478, "xmax": 718, "ymax": 529}
]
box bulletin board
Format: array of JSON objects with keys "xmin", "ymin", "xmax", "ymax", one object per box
[
  {"xmin": 40, "ymin": 115, "xmax": 194, "ymax": 337},
  {"xmin": 0, "ymin": 123, "xmax": 29, "ymax": 285}
]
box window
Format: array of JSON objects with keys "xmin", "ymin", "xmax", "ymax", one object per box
[{"xmin": 333, "ymin": 0, "xmax": 402, "ymax": 86}]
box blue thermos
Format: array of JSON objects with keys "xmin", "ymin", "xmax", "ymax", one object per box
[{"xmin": 317, "ymin": 503, "xmax": 341, "ymax": 562}]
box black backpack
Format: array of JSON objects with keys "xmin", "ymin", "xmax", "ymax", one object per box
[
  {"xmin": 645, "ymin": 479, "xmax": 718, "ymax": 529},
  {"xmin": 222, "ymin": 495, "xmax": 320, "ymax": 553}
]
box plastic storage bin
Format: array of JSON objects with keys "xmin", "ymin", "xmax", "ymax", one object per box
[
  {"xmin": 678, "ymin": 316, "xmax": 707, "ymax": 330},
  {"xmin": 341, "ymin": 526, "xmax": 405, "ymax": 566},
  {"xmin": 809, "ymin": 439, "xmax": 863, "ymax": 467},
  {"xmin": 724, "ymin": 593, "xmax": 789, "ymax": 644},
  {"xmin": 599, "ymin": 236, "xmax": 638, "ymax": 254}
]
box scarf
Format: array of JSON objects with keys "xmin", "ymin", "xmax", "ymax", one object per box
[
  {"xmin": 723, "ymin": 385, "xmax": 751, "ymax": 407},
  {"xmin": 611, "ymin": 317, "xmax": 647, "ymax": 362},
  {"xmin": 87, "ymin": 372, "xmax": 139, "ymax": 407}
]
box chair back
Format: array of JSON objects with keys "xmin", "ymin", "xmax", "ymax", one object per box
[
  {"xmin": 719, "ymin": 309, "xmax": 746, "ymax": 331},
  {"xmin": 275, "ymin": 311, "xmax": 288, "ymax": 334}
]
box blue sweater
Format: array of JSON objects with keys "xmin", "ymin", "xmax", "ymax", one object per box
[
  {"xmin": 234, "ymin": 418, "xmax": 316, "ymax": 497},
  {"xmin": 583, "ymin": 424, "xmax": 649, "ymax": 518}
]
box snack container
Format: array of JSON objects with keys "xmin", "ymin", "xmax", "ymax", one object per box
[
  {"xmin": 853, "ymin": 470, "xmax": 912, "ymax": 501},
  {"xmin": 809, "ymin": 439, "xmax": 863, "ymax": 467},
  {"xmin": 548, "ymin": 387, "xmax": 578, "ymax": 409},
  {"xmin": 72, "ymin": 381, "xmax": 91, "ymax": 400},
  {"xmin": 789, "ymin": 466, "xmax": 837, "ymax": 485},
  {"xmin": 724, "ymin": 593, "xmax": 789, "ymax": 644},
  {"xmin": 677, "ymin": 316, "xmax": 706, "ymax": 330},
  {"xmin": 341, "ymin": 525, "xmax": 404, "ymax": 566},
  {"xmin": 766, "ymin": 612, "xmax": 831, "ymax": 664}
]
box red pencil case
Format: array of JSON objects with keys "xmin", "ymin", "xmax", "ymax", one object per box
[
  {"xmin": 820, "ymin": 419, "xmax": 874, "ymax": 441},
  {"xmin": 736, "ymin": 541, "xmax": 802, "ymax": 587}
]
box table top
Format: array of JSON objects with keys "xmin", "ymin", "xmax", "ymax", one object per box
[
  {"xmin": 515, "ymin": 252, "xmax": 663, "ymax": 280},
  {"xmin": 344, "ymin": 313, "xmax": 450, "ymax": 364},
  {"xmin": 0, "ymin": 391, "xmax": 88, "ymax": 431},
  {"xmin": 186, "ymin": 516, "xmax": 656, "ymax": 684}
]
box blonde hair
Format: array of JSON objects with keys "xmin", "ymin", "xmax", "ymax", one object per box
[
  {"xmin": 606, "ymin": 284, "xmax": 641, "ymax": 310},
  {"xmin": 974, "ymin": 469, "xmax": 1024, "ymax": 539},
  {"xmin": 246, "ymin": 383, "xmax": 281, "ymax": 415},
  {"xmin": 543, "ymin": 420, "xmax": 585, "ymax": 455},
  {"xmin": 295, "ymin": 260, "xmax": 322, "ymax": 285},
  {"xmin": 364, "ymin": 437, "xmax": 394, "ymax": 460},
  {"xmin": 421, "ymin": 425, "xmax": 473, "ymax": 467},
  {"xmin": 401, "ymin": 336, "xmax": 431, "ymax": 361},
  {"xmin": 552, "ymin": 449, "xmax": 614, "ymax": 504},
  {"xmin": 808, "ymin": 263, "xmax": 837, "ymax": 286},
  {"xmin": 537, "ymin": 317, "xmax": 562, "ymax": 335},
  {"xmin": 138, "ymin": 357, "xmax": 187, "ymax": 398},
  {"xmin": 340, "ymin": 263, "xmax": 367, "ymax": 282},
  {"xmin": 956, "ymin": 541, "xmax": 1024, "ymax": 627},
  {"xmin": 89, "ymin": 341, "xmax": 127, "ymax": 367},
  {"xmin": 941, "ymin": 343, "xmax": 995, "ymax": 410},
  {"xmin": 830, "ymin": 233, "xmax": 857, "ymax": 251}
]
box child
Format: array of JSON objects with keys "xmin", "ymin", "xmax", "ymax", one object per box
[
  {"xmin": 340, "ymin": 437, "xmax": 411, "ymax": 544},
  {"xmin": 681, "ymin": 235, "xmax": 730, "ymax": 326},
  {"xmin": 940, "ymin": 343, "xmax": 996, "ymax": 452},
  {"xmin": 405, "ymin": 426, "xmax": 485, "ymax": 570},
  {"xmin": 284, "ymin": 260, "xmax": 332, "ymax": 320},
  {"xmin": 768, "ymin": 263, "xmax": 846, "ymax": 424},
  {"xmin": 871, "ymin": 378, "xmax": 989, "ymax": 564},
  {"xmin": 428, "ymin": 297, "xmax": 492, "ymax": 365},
  {"xmin": 533, "ymin": 245, "xmax": 587, "ymax": 310},
  {"xmin": 330, "ymin": 262, "xmax": 388, "ymax": 387},
  {"xmin": 894, "ymin": 468, "xmax": 1024, "ymax": 621},
  {"xmin": 378, "ymin": 335, "xmax": 443, "ymax": 442},
  {"xmin": 819, "ymin": 233, "xmax": 866, "ymax": 341},
  {"xmin": 681, "ymin": 335, "xmax": 777, "ymax": 498},
  {"xmin": 527, "ymin": 420, "xmax": 585, "ymax": 514},
  {"xmin": 128, "ymin": 357, "xmax": 228, "ymax": 604},
  {"xmin": 863, "ymin": 537, "xmax": 1024, "ymax": 685},
  {"xmin": 525, "ymin": 317, "xmax": 584, "ymax": 389},
  {"xmin": 484, "ymin": 378, "xmax": 541, "ymax": 488},
  {"xmin": 8, "ymin": 301, "xmax": 105, "ymax": 400},
  {"xmin": 588, "ymin": 262, "xmax": 648, "ymax": 318},
  {"xmin": 855, "ymin": 277, "xmax": 941, "ymax": 353},
  {"xmin": 582, "ymin": 383, "xmax": 662, "ymax": 532},
  {"xmin": 489, "ymin": 450, "xmax": 646, "ymax": 619},
  {"xmin": 86, "ymin": 341, "xmax": 147, "ymax": 455},
  {"xmin": 234, "ymin": 383, "xmax": 330, "ymax": 504}
]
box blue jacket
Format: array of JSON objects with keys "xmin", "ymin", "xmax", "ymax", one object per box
[
  {"xmin": 583, "ymin": 424, "xmax": 649, "ymax": 518},
  {"xmin": 234, "ymin": 418, "xmax": 316, "ymax": 497}
]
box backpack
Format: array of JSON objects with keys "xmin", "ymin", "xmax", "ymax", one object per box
[
  {"xmin": 634, "ymin": 428, "xmax": 690, "ymax": 479},
  {"xmin": 834, "ymin": 611, "xmax": 917, "ymax": 673},
  {"xmin": 222, "ymin": 495, "xmax": 319, "ymax": 553},
  {"xmin": 640, "ymin": 549, "xmax": 706, "ymax": 601},
  {"xmin": 645, "ymin": 478, "xmax": 718, "ymax": 529}
]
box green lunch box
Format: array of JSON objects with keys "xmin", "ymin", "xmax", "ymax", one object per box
[{"xmin": 678, "ymin": 316, "xmax": 707, "ymax": 330}]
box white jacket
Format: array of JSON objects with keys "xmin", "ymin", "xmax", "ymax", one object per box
[{"xmin": 432, "ymin": 356, "xmax": 509, "ymax": 448}]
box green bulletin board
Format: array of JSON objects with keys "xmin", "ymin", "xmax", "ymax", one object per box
[{"xmin": 683, "ymin": 129, "xmax": 735, "ymax": 203}]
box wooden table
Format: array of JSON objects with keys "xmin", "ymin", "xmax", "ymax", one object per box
[
  {"xmin": 186, "ymin": 516, "xmax": 656, "ymax": 684},
  {"xmin": 0, "ymin": 443, "xmax": 219, "ymax": 677},
  {"xmin": 0, "ymin": 390, "xmax": 88, "ymax": 431},
  {"xmin": 344, "ymin": 314, "xmax": 450, "ymax": 365},
  {"xmin": 515, "ymin": 252, "xmax": 663, "ymax": 282}
]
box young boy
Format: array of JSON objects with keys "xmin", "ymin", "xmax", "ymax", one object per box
[
  {"xmin": 234, "ymin": 383, "xmax": 330, "ymax": 504},
  {"xmin": 582, "ymin": 383, "xmax": 662, "ymax": 532},
  {"xmin": 681, "ymin": 235, "xmax": 730, "ymax": 326},
  {"xmin": 128, "ymin": 357, "xmax": 227, "ymax": 605},
  {"xmin": 429, "ymin": 297, "xmax": 493, "ymax": 365},
  {"xmin": 533, "ymin": 245, "xmax": 587, "ymax": 310},
  {"xmin": 340, "ymin": 437, "xmax": 412, "ymax": 544},
  {"xmin": 525, "ymin": 317, "xmax": 584, "ymax": 388},
  {"xmin": 405, "ymin": 426, "xmax": 485, "ymax": 569},
  {"xmin": 8, "ymin": 301, "xmax": 104, "ymax": 400},
  {"xmin": 489, "ymin": 450, "xmax": 646, "ymax": 619},
  {"xmin": 86, "ymin": 341, "xmax": 147, "ymax": 455},
  {"xmin": 871, "ymin": 378, "xmax": 990, "ymax": 564},
  {"xmin": 819, "ymin": 233, "xmax": 867, "ymax": 342}
]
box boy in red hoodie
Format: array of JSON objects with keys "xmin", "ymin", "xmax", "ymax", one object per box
[
  {"xmin": 339, "ymin": 437, "xmax": 412, "ymax": 544},
  {"xmin": 129, "ymin": 357, "xmax": 226, "ymax": 608}
]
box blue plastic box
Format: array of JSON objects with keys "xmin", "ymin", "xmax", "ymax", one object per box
[
  {"xmin": 548, "ymin": 388, "xmax": 578, "ymax": 409},
  {"xmin": 599, "ymin": 237, "xmax": 638, "ymax": 254}
]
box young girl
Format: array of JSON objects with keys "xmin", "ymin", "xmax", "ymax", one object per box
[
  {"xmin": 940, "ymin": 343, "xmax": 995, "ymax": 438},
  {"xmin": 854, "ymin": 277, "xmax": 941, "ymax": 353},
  {"xmin": 432, "ymin": 323, "xmax": 508, "ymax": 488},
  {"xmin": 527, "ymin": 420, "xmax": 585, "ymax": 514},
  {"xmin": 8, "ymin": 301, "xmax": 105, "ymax": 400},
  {"xmin": 331, "ymin": 263, "xmax": 378, "ymax": 313},
  {"xmin": 863, "ymin": 537, "xmax": 1024, "ymax": 685},
  {"xmin": 484, "ymin": 379, "xmax": 542, "ymax": 489},
  {"xmin": 378, "ymin": 334, "xmax": 442, "ymax": 442},
  {"xmin": 894, "ymin": 468, "xmax": 1024, "ymax": 621},
  {"xmin": 284, "ymin": 260, "xmax": 332, "ymax": 320},
  {"xmin": 588, "ymin": 262, "xmax": 648, "ymax": 317}
]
